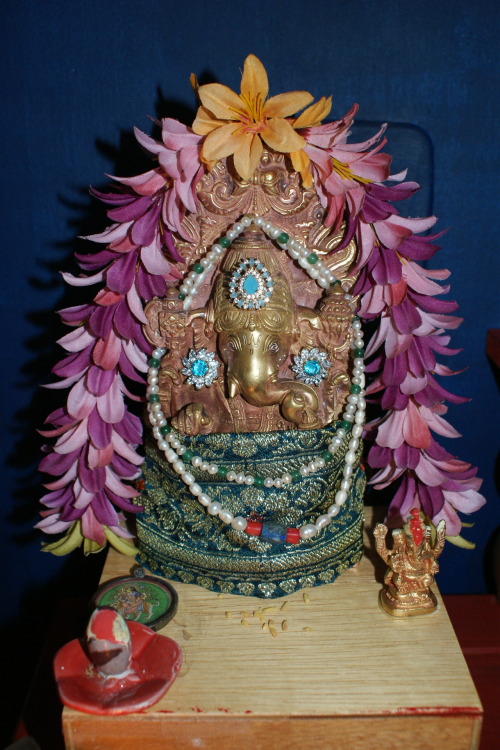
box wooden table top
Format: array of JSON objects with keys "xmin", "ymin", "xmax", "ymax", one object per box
[{"xmin": 62, "ymin": 507, "xmax": 483, "ymax": 749}]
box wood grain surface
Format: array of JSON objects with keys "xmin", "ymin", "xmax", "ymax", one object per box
[{"xmin": 62, "ymin": 508, "xmax": 482, "ymax": 749}]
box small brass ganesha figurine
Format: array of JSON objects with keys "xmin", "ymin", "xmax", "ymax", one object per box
[
  {"xmin": 136, "ymin": 151, "xmax": 367, "ymax": 598},
  {"xmin": 374, "ymin": 509, "xmax": 446, "ymax": 616}
]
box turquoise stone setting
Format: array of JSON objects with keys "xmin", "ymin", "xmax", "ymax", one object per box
[
  {"xmin": 243, "ymin": 274, "xmax": 259, "ymax": 295},
  {"xmin": 304, "ymin": 360, "xmax": 321, "ymax": 376},
  {"xmin": 181, "ymin": 348, "xmax": 220, "ymax": 389},
  {"xmin": 228, "ymin": 258, "xmax": 274, "ymax": 310},
  {"xmin": 191, "ymin": 360, "xmax": 208, "ymax": 377},
  {"xmin": 292, "ymin": 347, "xmax": 331, "ymax": 386}
]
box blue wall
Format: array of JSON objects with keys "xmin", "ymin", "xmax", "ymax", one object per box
[{"xmin": 1, "ymin": 0, "xmax": 499, "ymax": 731}]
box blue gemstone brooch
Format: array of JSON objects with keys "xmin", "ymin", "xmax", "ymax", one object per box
[
  {"xmin": 292, "ymin": 347, "xmax": 331, "ymax": 386},
  {"xmin": 181, "ymin": 348, "xmax": 220, "ymax": 389},
  {"xmin": 228, "ymin": 258, "xmax": 274, "ymax": 309}
]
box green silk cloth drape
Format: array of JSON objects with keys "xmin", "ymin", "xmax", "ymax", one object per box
[{"xmin": 137, "ymin": 424, "xmax": 365, "ymax": 598}]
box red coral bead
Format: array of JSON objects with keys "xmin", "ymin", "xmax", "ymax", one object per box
[
  {"xmin": 245, "ymin": 521, "xmax": 263, "ymax": 536},
  {"xmin": 286, "ymin": 528, "xmax": 300, "ymax": 544}
]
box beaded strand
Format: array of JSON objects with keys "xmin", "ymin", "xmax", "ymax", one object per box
[{"xmin": 146, "ymin": 214, "xmax": 366, "ymax": 543}]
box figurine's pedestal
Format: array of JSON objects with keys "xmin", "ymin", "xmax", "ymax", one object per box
[{"xmin": 62, "ymin": 509, "xmax": 482, "ymax": 750}]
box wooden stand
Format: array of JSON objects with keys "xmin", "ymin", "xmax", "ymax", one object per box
[{"xmin": 62, "ymin": 509, "xmax": 482, "ymax": 749}]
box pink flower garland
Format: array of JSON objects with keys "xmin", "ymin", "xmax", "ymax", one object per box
[
  {"xmin": 38, "ymin": 121, "xmax": 203, "ymax": 554},
  {"xmin": 38, "ymin": 108, "xmax": 484, "ymax": 554},
  {"xmin": 295, "ymin": 113, "xmax": 485, "ymax": 540}
]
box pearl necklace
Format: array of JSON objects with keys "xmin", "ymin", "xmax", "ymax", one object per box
[{"xmin": 146, "ymin": 215, "xmax": 366, "ymax": 543}]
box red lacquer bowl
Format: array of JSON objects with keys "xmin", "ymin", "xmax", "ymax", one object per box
[{"xmin": 54, "ymin": 621, "xmax": 182, "ymax": 715}]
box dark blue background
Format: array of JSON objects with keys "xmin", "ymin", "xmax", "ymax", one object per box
[{"xmin": 1, "ymin": 0, "xmax": 499, "ymax": 736}]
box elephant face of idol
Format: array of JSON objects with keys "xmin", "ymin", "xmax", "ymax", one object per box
[
  {"xmin": 218, "ymin": 328, "xmax": 291, "ymax": 403},
  {"xmin": 213, "ymin": 240, "xmax": 321, "ymax": 429}
]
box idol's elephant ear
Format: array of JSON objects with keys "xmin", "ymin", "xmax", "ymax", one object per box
[
  {"xmin": 143, "ymin": 298, "xmax": 168, "ymax": 347},
  {"xmin": 295, "ymin": 307, "xmax": 322, "ymax": 349},
  {"xmin": 143, "ymin": 292, "xmax": 187, "ymax": 349}
]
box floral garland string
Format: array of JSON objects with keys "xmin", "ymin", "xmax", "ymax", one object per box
[{"xmin": 38, "ymin": 54, "xmax": 484, "ymax": 556}]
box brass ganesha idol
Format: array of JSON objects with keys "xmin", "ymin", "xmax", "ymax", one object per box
[{"xmin": 136, "ymin": 153, "xmax": 367, "ymax": 598}]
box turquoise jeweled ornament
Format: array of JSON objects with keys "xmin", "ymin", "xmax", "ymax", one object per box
[
  {"xmin": 228, "ymin": 258, "xmax": 274, "ymax": 310},
  {"xmin": 181, "ymin": 348, "xmax": 220, "ymax": 389},
  {"xmin": 292, "ymin": 347, "xmax": 331, "ymax": 386}
]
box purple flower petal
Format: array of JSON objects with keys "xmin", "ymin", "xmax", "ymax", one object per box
[
  {"xmin": 141, "ymin": 237, "xmax": 172, "ymax": 276},
  {"xmin": 39, "ymin": 448, "xmax": 80, "ymax": 475},
  {"xmin": 114, "ymin": 410, "xmax": 142, "ymax": 444},
  {"xmin": 111, "ymin": 453, "xmax": 140, "ymax": 478},
  {"xmin": 58, "ymin": 326, "xmax": 95, "ymax": 353},
  {"xmin": 86, "ymin": 365, "xmax": 116, "ymax": 396},
  {"xmin": 92, "ymin": 330, "xmax": 122, "ymax": 370},
  {"xmin": 54, "ymin": 420, "xmax": 90, "ymax": 454},
  {"xmin": 52, "ymin": 346, "xmax": 92, "ymax": 378},
  {"xmin": 410, "ymin": 290, "xmax": 459, "ymax": 314},
  {"xmin": 89, "ymin": 304, "xmax": 115, "ymax": 338},
  {"xmin": 40, "ymin": 485, "xmax": 73, "ymax": 508},
  {"xmin": 112, "ymin": 303, "xmax": 139, "ymax": 341},
  {"xmin": 105, "ymin": 466, "xmax": 139, "ymax": 498},
  {"xmin": 97, "ymin": 376, "xmax": 125, "ymax": 423},
  {"xmin": 90, "ymin": 186, "xmax": 137, "ymax": 205},
  {"xmin": 382, "ymin": 354, "xmax": 407, "ymax": 385},
  {"xmin": 381, "ymin": 385, "xmax": 409, "ymax": 410},
  {"xmin": 58, "ymin": 304, "xmax": 94, "ymax": 325},
  {"xmin": 106, "ymin": 250, "xmax": 138, "ymax": 294},
  {"xmin": 367, "ymin": 445, "xmax": 393, "ymax": 467},
  {"xmin": 119, "ymin": 349, "xmax": 145, "ymax": 383},
  {"xmin": 131, "ymin": 200, "xmax": 162, "ymax": 246},
  {"xmin": 108, "ymin": 195, "xmax": 152, "ymax": 222},
  {"xmin": 136, "ymin": 265, "xmax": 167, "ymax": 298},
  {"xmin": 362, "ymin": 194, "xmax": 393, "ymax": 223},
  {"xmin": 395, "ymin": 444, "xmax": 420, "ymax": 470},
  {"xmin": 88, "ymin": 408, "xmax": 112, "ymax": 448},
  {"xmin": 92, "ymin": 490, "xmax": 120, "ymax": 526},
  {"xmin": 126, "ymin": 283, "xmax": 148, "ymax": 324},
  {"xmin": 386, "ymin": 475, "xmax": 417, "ymax": 526},
  {"xmin": 414, "ymin": 375, "xmax": 469, "ymax": 408},
  {"xmin": 162, "ymin": 226, "xmax": 184, "ymax": 263},
  {"xmin": 76, "ymin": 248, "xmax": 118, "ymax": 271},
  {"xmin": 60, "ymin": 504, "xmax": 84, "ymax": 522},
  {"xmin": 369, "ymin": 181, "xmax": 420, "ymax": 202},
  {"xmin": 105, "ymin": 486, "xmax": 143, "ymax": 513},
  {"xmin": 391, "ymin": 298, "xmax": 422, "ymax": 334},
  {"xmin": 112, "ymin": 431, "xmax": 143, "ymax": 465},
  {"xmin": 67, "ymin": 378, "xmax": 97, "ymax": 420},
  {"xmin": 371, "ymin": 246, "xmax": 402, "ymax": 285},
  {"xmin": 418, "ymin": 482, "xmax": 444, "ymax": 518},
  {"xmin": 79, "ymin": 453, "xmax": 106, "ymax": 492},
  {"xmin": 398, "ymin": 234, "xmax": 441, "ymax": 262}
]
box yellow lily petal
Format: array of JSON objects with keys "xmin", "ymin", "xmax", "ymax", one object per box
[
  {"xmin": 233, "ymin": 133, "xmax": 263, "ymax": 181},
  {"xmin": 262, "ymin": 118, "xmax": 305, "ymax": 153},
  {"xmin": 293, "ymin": 95, "xmax": 332, "ymax": 128},
  {"xmin": 446, "ymin": 534, "xmax": 476, "ymax": 550},
  {"xmin": 240, "ymin": 54, "xmax": 269, "ymax": 101},
  {"xmin": 42, "ymin": 520, "xmax": 84, "ymax": 556},
  {"xmin": 290, "ymin": 149, "xmax": 313, "ymax": 188},
  {"xmin": 104, "ymin": 526, "xmax": 138, "ymax": 556},
  {"xmin": 198, "ymin": 82, "xmax": 245, "ymax": 121},
  {"xmin": 190, "ymin": 73, "xmax": 200, "ymax": 99},
  {"xmin": 264, "ymin": 91, "xmax": 313, "ymax": 119},
  {"xmin": 202, "ymin": 122, "xmax": 245, "ymax": 162},
  {"xmin": 192, "ymin": 105, "xmax": 227, "ymax": 136},
  {"xmin": 83, "ymin": 537, "xmax": 105, "ymax": 555}
]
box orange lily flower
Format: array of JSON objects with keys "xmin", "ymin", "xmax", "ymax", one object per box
[
  {"xmin": 192, "ymin": 54, "xmax": 331, "ymax": 184},
  {"xmin": 288, "ymin": 95, "xmax": 332, "ymax": 186}
]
